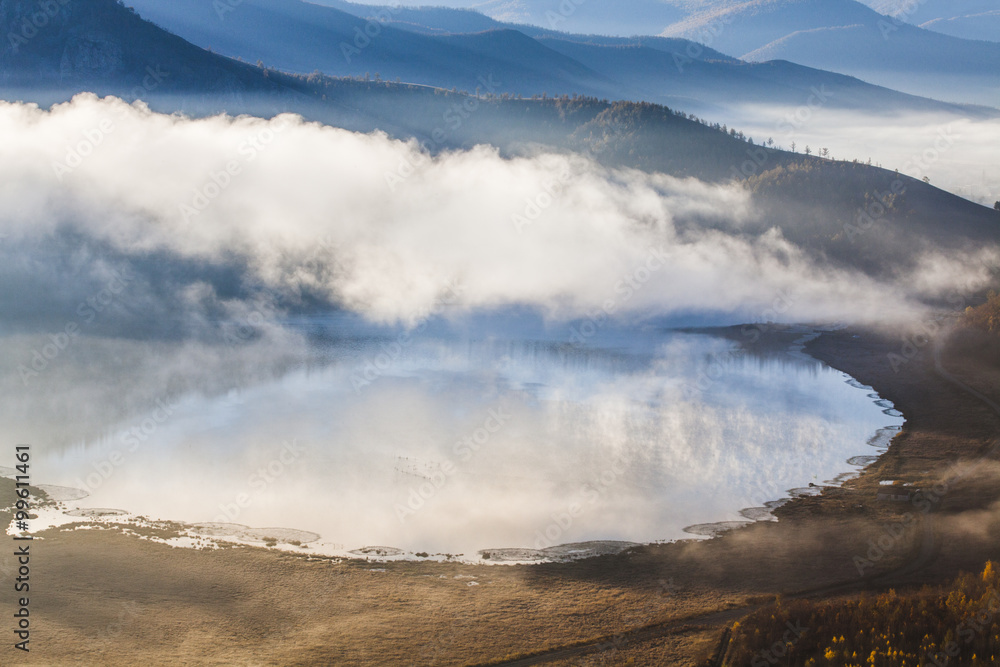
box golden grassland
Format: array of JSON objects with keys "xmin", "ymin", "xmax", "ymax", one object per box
[
  {"xmin": 0, "ymin": 492, "xmax": 748, "ymax": 665},
  {"xmin": 1, "ymin": 323, "xmax": 999, "ymax": 665},
  {"xmin": 962, "ymin": 290, "xmax": 1000, "ymax": 335}
]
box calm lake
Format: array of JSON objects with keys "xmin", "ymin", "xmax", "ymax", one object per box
[{"xmin": 27, "ymin": 314, "xmax": 903, "ymax": 558}]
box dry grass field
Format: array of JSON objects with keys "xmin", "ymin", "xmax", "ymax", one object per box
[{"xmin": 3, "ymin": 324, "xmax": 999, "ymax": 666}]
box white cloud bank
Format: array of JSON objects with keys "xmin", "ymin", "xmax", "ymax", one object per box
[{"xmin": 0, "ymin": 94, "xmax": 995, "ymax": 328}]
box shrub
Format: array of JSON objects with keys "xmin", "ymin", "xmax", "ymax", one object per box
[{"xmin": 722, "ymin": 562, "xmax": 1000, "ymax": 666}]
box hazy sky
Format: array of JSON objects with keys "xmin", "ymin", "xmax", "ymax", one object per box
[{"xmin": 728, "ymin": 107, "xmax": 1000, "ymax": 205}]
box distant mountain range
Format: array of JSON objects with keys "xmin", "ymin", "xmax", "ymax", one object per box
[
  {"xmin": 660, "ymin": 0, "xmax": 1000, "ymax": 107},
  {"xmin": 121, "ymin": 0, "xmax": 993, "ymax": 118},
  {"xmin": 328, "ymin": 0, "xmax": 690, "ymax": 37},
  {"xmin": 125, "ymin": 0, "xmax": 613, "ymax": 100},
  {"xmin": 365, "ymin": 0, "xmax": 999, "ymax": 45},
  {"xmin": 299, "ymin": 0, "xmax": 1000, "ymax": 108},
  {"xmin": 2, "ymin": 0, "xmax": 996, "ymax": 295}
]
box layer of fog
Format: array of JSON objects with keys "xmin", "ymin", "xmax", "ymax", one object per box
[
  {"xmin": 0, "ymin": 94, "xmax": 994, "ymax": 335},
  {"xmin": 731, "ymin": 106, "xmax": 1000, "ymax": 206}
]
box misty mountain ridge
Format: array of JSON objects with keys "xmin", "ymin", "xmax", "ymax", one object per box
[
  {"xmin": 120, "ymin": 0, "xmax": 994, "ymax": 119},
  {"xmin": 327, "ymin": 0, "xmax": 1000, "ymax": 45},
  {"xmin": 315, "ymin": 0, "xmax": 1000, "ymax": 107},
  {"xmin": 315, "ymin": 0, "xmax": 691, "ymax": 37},
  {"xmin": 0, "ymin": 0, "xmax": 313, "ymax": 104},
  {"xmin": 0, "ymin": 0, "xmax": 996, "ymax": 326}
]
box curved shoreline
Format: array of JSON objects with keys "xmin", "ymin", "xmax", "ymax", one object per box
[
  {"xmin": 680, "ymin": 325, "xmax": 905, "ymax": 539},
  {"xmin": 7, "ymin": 324, "xmax": 907, "ymax": 565}
]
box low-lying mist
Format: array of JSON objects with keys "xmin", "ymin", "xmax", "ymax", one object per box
[
  {"xmin": 734, "ymin": 106, "xmax": 1000, "ymax": 206},
  {"xmin": 1, "ymin": 94, "xmax": 995, "ymax": 335}
]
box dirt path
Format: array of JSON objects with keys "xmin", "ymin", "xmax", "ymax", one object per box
[{"xmin": 470, "ymin": 605, "xmax": 759, "ymax": 667}]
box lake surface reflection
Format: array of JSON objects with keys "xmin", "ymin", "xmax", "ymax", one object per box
[{"xmin": 30, "ymin": 317, "xmax": 902, "ymax": 556}]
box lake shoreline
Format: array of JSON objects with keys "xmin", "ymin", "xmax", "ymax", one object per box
[
  {"xmin": 12, "ymin": 323, "xmax": 904, "ymax": 565},
  {"xmin": 5, "ymin": 323, "xmax": 999, "ymax": 665}
]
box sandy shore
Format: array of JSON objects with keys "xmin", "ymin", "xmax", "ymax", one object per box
[{"xmin": 3, "ymin": 325, "xmax": 999, "ymax": 666}]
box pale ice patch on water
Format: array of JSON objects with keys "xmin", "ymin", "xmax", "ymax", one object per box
[
  {"xmin": 187, "ymin": 522, "xmax": 319, "ymax": 545},
  {"xmin": 35, "ymin": 485, "xmax": 89, "ymax": 501},
  {"xmin": 65, "ymin": 508, "xmax": 127, "ymax": 518}
]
